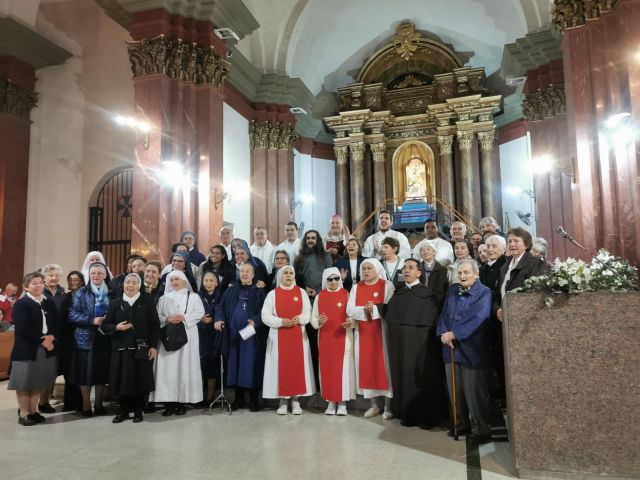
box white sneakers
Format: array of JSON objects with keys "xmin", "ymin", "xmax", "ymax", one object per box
[
  {"xmin": 363, "ymin": 405, "xmax": 381, "ymax": 418},
  {"xmin": 276, "ymin": 400, "xmax": 288, "ymax": 415},
  {"xmin": 291, "ymin": 401, "xmax": 303, "ymax": 415},
  {"xmin": 382, "ymin": 408, "xmax": 394, "ymax": 420},
  {"xmin": 336, "ymin": 403, "xmax": 348, "ymax": 416},
  {"xmin": 325, "ymin": 402, "xmax": 337, "ymax": 415}
]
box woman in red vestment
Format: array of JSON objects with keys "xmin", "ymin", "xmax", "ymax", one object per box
[
  {"xmin": 261, "ymin": 266, "xmax": 315, "ymax": 415},
  {"xmin": 311, "ymin": 267, "xmax": 355, "ymax": 416},
  {"xmin": 346, "ymin": 258, "xmax": 395, "ymax": 419}
]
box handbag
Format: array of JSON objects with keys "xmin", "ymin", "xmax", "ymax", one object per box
[{"xmin": 160, "ymin": 292, "xmax": 190, "ymax": 352}]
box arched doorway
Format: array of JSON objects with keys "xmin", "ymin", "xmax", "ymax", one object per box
[{"xmin": 88, "ymin": 168, "xmax": 133, "ymax": 275}]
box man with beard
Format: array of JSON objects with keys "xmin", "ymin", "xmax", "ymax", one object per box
[
  {"xmin": 362, "ymin": 210, "xmax": 411, "ymax": 260},
  {"xmin": 295, "ymin": 230, "xmax": 333, "ymax": 387},
  {"xmin": 386, "ymin": 258, "xmax": 446, "ymax": 429}
]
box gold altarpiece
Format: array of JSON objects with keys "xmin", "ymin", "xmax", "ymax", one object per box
[{"xmin": 324, "ymin": 22, "xmax": 502, "ymax": 232}]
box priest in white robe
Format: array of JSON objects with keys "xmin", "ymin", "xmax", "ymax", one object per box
[
  {"xmin": 152, "ymin": 270, "xmax": 205, "ymax": 415},
  {"xmin": 262, "ymin": 265, "xmax": 315, "ymax": 415}
]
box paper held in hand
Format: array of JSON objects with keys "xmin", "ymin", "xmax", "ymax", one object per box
[{"xmin": 239, "ymin": 324, "xmax": 256, "ymax": 340}]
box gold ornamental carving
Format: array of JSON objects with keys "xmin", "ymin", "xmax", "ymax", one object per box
[
  {"xmin": 0, "ymin": 79, "xmax": 38, "ymax": 120},
  {"xmin": 552, "ymin": 0, "xmax": 617, "ymax": 32},
  {"xmin": 334, "ymin": 145, "xmax": 349, "ymax": 165},
  {"xmin": 477, "ymin": 130, "xmax": 495, "ymax": 152},
  {"xmin": 522, "ymin": 85, "xmax": 566, "ymax": 121},
  {"xmin": 126, "ymin": 36, "xmax": 230, "ymax": 90},
  {"xmin": 391, "ymin": 22, "xmax": 421, "ymax": 60},
  {"xmin": 457, "ymin": 131, "xmax": 474, "ymax": 152},
  {"xmin": 370, "ymin": 143, "xmax": 386, "ymax": 162},
  {"xmin": 249, "ymin": 120, "xmax": 297, "ymax": 150},
  {"xmin": 437, "ymin": 135, "xmax": 454, "ymax": 155},
  {"xmin": 349, "ymin": 142, "xmax": 365, "ymax": 161}
]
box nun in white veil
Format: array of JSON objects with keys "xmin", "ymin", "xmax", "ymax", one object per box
[
  {"xmin": 81, "ymin": 251, "xmax": 114, "ymax": 285},
  {"xmin": 152, "ymin": 270, "xmax": 205, "ymax": 415}
]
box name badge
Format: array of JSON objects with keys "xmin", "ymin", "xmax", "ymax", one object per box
[
  {"xmin": 293, "ymin": 296, "xmax": 299, "ymax": 302},
  {"xmin": 373, "ymin": 292, "xmax": 379, "ymax": 298}
]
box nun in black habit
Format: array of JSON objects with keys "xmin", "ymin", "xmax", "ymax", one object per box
[{"xmin": 385, "ymin": 258, "xmax": 447, "ymax": 429}]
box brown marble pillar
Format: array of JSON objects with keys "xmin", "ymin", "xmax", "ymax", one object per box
[
  {"xmin": 126, "ymin": 19, "xmax": 230, "ymax": 262},
  {"xmin": 333, "ymin": 144, "xmax": 350, "ymax": 222},
  {"xmin": 349, "ymin": 140, "xmax": 366, "ymax": 230},
  {"xmin": 477, "ymin": 129, "xmax": 498, "ymax": 219},
  {"xmin": 437, "ymin": 135, "xmax": 455, "ymax": 208},
  {"xmin": 370, "ymin": 142, "xmax": 387, "ymax": 209},
  {"xmin": 456, "ymin": 130, "xmax": 477, "ymax": 223},
  {"xmin": 0, "ymin": 57, "xmax": 37, "ymax": 286}
]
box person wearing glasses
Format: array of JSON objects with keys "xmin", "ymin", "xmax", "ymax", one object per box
[
  {"xmin": 310, "ymin": 268, "xmax": 355, "ymax": 416},
  {"xmin": 159, "ymin": 251, "xmax": 198, "ymax": 293}
]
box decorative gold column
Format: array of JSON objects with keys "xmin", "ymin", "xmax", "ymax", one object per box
[
  {"xmin": 437, "ymin": 135, "xmax": 455, "ymax": 208},
  {"xmin": 370, "ymin": 142, "xmax": 387, "ymax": 209},
  {"xmin": 333, "ymin": 143, "xmax": 350, "ymax": 222},
  {"xmin": 349, "ymin": 139, "xmax": 366, "ymax": 230},
  {"xmin": 457, "ymin": 130, "xmax": 477, "ymax": 223},
  {"xmin": 477, "ymin": 129, "xmax": 497, "ymax": 219}
]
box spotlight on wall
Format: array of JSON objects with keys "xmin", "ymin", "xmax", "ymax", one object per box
[
  {"xmin": 290, "ymin": 194, "xmax": 314, "ymax": 213},
  {"xmin": 214, "ymin": 180, "xmax": 251, "ymax": 209},
  {"xmin": 505, "ymin": 185, "xmax": 535, "ymax": 199},
  {"xmin": 214, "ymin": 27, "xmax": 240, "ymax": 42},
  {"xmin": 603, "ymin": 112, "xmax": 637, "ymax": 144},
  {"xmin": 114, "ymin": 115, "xmax": 151, "ymax": 149},
  {"xmin": 159, "ymin": 160, "xmax": 188, "ymax": 188},
  {"xmin": 532, "ymin": 154, "xmax": 555, "ymax": 174},
  {"xmin": 289, "ymin": 107, "xmax": 308, "ymax": 115}
]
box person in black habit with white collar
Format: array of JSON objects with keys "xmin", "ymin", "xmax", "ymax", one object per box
[{"xmin": 385, "ymin": 258, "xmax": 446, "ymax": 429}]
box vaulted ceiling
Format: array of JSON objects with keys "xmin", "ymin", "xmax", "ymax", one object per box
[{"xmin": 237, "ymin": 0, "xmax": 553, "ymax": 95}]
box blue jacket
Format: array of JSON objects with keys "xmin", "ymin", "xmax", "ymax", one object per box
[
  {"xmin": 68, "ymin": 286, "xmax": 106, "ymax": 350},
  {"xmin": 436, "ymin": 280, "xmax": 492, "ymax": 368}
]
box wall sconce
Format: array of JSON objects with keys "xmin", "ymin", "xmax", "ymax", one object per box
[
  {"xmin": 531, "ymin": 154, "xmax": 575, "ymax": 178},
  {"xmin": 505, "ymin": 185, "xmax": 535, "ymax": 199},
  {"xmin": 214, "ymin": 188, "xmax": 231, "ymax": 210},
  {"xmin": 114, "ymin": 115, "xmax": 151, "ymax": 150},
  {"xmin": 290, "ymin": 194, "xmax": 314, "ymax": 214}
]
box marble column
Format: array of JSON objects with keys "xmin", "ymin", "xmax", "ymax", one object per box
[
  {"xmin": 370, "ymin": 142, "xmax": 387, "ymax": 210},
  {"xmin": 456, "ymin": 130, "xmax": 477, "ymax": 223},
  {"xmin": 334, "ymin": 144, "xmax": 350, "ymax": 222},
  {"xmin": 437, "ymin": 135, "xmax": 455, "ymax": 208},
  {"xmin": 349, "ymin": 140, "xmax": 366, "ymax": 230},
  {"xmin": 477, "ymin": 129, "xmax": 498, "ymax": 219},
  {"xmin": 0, "ymin": 57, "xmax": 37, "ymax": 286},
  {"xmin": 126, "ymin": 21, "xmax": 230, "ymax": 262}
]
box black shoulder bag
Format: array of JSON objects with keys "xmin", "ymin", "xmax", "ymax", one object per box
[{"xmin": 160, "ymin": 292, "xmax": 189, "ymax": 352}]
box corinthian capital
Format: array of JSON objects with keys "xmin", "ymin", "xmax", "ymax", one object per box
[
  {"xmin": 349, "ymin": 142, "xmax": 365, "ymax": 161},
  {"xmin": 477, "ymin": 130, "xmax": 495, "ymax": 152},
  {"xmin": 437, "ymin": 135, "xmax": 454, "ymax": 155},
  {"xmin": 334, "ymin": 145, "xmax": 349, "ymax": 165},
  {"xmin": 456, "ymin": 131, "xmax": 474, "ymax": 152},
  {"xmin": 370, "ymin": 143, "xmax": 386, "ymax": 162}
]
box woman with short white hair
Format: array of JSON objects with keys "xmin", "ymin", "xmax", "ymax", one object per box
[{"xmin": 153, "ymin": 270, "xmax": 205, "ymax": 416}]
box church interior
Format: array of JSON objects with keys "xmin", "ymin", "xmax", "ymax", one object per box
[{"xmin": 1, "ymin": 1, "xmax": 639, "ymax": 479}]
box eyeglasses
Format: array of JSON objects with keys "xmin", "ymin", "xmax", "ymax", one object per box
[
  {"xmin": 327, "ymin": 277, "xmax": 340, "ymax": 282},
  {"xmin": 172, "ymin": 259, "xmax": 185, "ymax": 263}
]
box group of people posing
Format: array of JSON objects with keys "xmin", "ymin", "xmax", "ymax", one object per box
[{"xmin": 7, "ymin": 212, "xmax": 546, "ymax": 444}]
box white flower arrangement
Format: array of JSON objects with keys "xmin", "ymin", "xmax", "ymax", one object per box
[{"xmin": 516, "ymin": 249, "xmax": 638, "ymax": 307}]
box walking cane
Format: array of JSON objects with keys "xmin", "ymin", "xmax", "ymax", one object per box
[{"xmin": 450, "ymin": 344, "xmax": 458, "ymax": 441}]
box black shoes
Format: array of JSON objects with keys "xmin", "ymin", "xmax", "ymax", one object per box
[
  {"xmin": 133, "ymin": 415, "xmax": 143, "ymax": 423},
  {"xmin": 447, "ymin": 426, "xmax": 471, "ymax": 437},
  {"xmin": 38, "ymin": 403, "xmax": 56, "ymax": 414},
  {"xmin": 29, "ymin": 412, "xmax": 46, "ymax": 424},
  {"xmin": 18, "ymin": 415, "xmax": 38, "ymax": 426},
  {"xmin": 81, "ymin": 409, "xmax": 93, "ymax": 417},
  {"xmin": 112, "ymin": 413, "xmax": 130, "ymax": 424},
  {"xmin": 468, "ymin": 433, "xmax": 492, "ymax": 444},
  {"xmin": 248, "ymin": 401, "xmax": 260, "ymax": 412},
  {"xmin": 161, "ymin": 406, "xmax": 175, "ymax": 417},
  {"xmin": 175, "ymin": 403, "xmax": 187, "ymax": 415},
  {"xmin": 93, "ymin": 406, "xmax": 107, "ymax": 416}
]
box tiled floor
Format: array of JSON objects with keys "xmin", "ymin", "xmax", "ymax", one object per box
[{"xmin": 0, "ymin": 382, "xmax": 517, "ymax": 479}]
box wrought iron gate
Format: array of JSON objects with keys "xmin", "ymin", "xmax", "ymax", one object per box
[{"xmin": 88, "ymin": 168, "xmax": 133, "ymax": 275}]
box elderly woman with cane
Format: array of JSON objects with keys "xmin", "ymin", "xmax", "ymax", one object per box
[{"xmin": 437, "ymin": 259, "xmax": 493, "ymax": 444}]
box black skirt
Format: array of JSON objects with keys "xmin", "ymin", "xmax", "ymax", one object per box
[
  {"xmin": 70, "ymin": 333, "xmax": 111, "ymax": 386},
  {"xmin": 109, "ymin": 350, "xmax": 155, "ymax": 396}
]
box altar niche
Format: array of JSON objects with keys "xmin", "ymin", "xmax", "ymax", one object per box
[{"xmin": 392, "ymin": 141, "xmax": 435, "ymax": 205}]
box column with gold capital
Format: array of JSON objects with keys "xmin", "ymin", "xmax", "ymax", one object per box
[
  {"xmin": 437, "ymin": 135, "xmax": 455, "ymax": 209},
  {"xmin": 349, "ymin": 140, "xmax": 366, "ymax": 230},
  {"xmin": 370, "ymin": 142, "xmax": 387, "ymax": 210},
  {"xmin": 456, "ymin": 130, "xmax": 477, "ymax": 223},
  {"xmin": 477, "ymin": 129, "xmax": 498, "ymax": 219},
  {"xmin": 334, "ymin": 143, "xmax": 351, "ymax": 223}
]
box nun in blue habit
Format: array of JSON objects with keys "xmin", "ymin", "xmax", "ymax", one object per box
[{"xmin": 215, "ymin": 262, "xmax": 266, "ymax": 411}]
